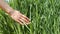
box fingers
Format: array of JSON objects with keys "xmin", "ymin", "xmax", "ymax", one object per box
[
  {"xmin": 20, "ymin": 13, "xmax": 30, "ymax": 22},
  {"xmin": 18, "ymin": 19, "xmax": 24, "ymax": 25},
  {"xmin": 20, "ymin": 16, "xmax": 29, "ymax": 22},
  {"xmin": 19, "ymin": 14, "xmax": 30, "ymax": 24},
  {"xmin": 17, "ymin": 16, "xmax": 30, "ymax": 25},
  {"xmin": 19, "ymin": 18, "xmax": 30, "ymax": 25},
  {"xmin": 22, "ymin": 15, "xmax": 30, "ymax": 22},
  {"xmin": 19, "ymin": 17, "xmax": 30, "ymax": 25}
]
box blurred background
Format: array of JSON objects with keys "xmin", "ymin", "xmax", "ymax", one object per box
[{"xmin": 0, "ymin": 0, "xmax": 60, "ymax": 34}]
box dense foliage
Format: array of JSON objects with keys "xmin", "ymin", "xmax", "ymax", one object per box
[{"xmin": 0, "ymin": 0, "xmax": 60, "ymax": 34}]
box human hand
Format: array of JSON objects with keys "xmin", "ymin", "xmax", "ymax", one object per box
[{"xmin": 9, "ymin": 10, "xmax": 30, "ymax": 25}]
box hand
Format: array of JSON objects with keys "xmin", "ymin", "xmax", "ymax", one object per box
[{"xmin": 10, "ymin": 10, "xmax": 30, "ymax": 25}]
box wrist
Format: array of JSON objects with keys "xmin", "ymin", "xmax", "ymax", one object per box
[{"xmin": 6, "ymin": 8, "xmax": 15, "ymax": 15}]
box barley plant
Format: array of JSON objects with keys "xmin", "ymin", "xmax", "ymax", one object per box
[{"xmin": 0, "ymin": 0, "xmax": 60, "ymax": 34}]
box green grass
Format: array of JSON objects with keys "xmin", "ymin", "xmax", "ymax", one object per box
[{"xmin": 0, "ymin": 0, "xmax": 60, "ymax": 34}]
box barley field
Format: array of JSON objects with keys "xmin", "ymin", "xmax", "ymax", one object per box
[{"xmin": 0, "ymin": 0, "xmax": 60, "ymax": 34}]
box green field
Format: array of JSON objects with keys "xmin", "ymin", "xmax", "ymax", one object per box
[{"xmin": 0, "ymin": 0, "xmax": 60, "ymax": 34}]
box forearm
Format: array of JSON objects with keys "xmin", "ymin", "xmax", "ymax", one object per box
[{"xmin": 0, "ymin": 0, "xmax": 14, "ymax": 15}]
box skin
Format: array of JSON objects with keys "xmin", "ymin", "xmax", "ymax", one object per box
[{"xmin": 0, "ymin": 0, "xmax": 30, "ymax": 25}]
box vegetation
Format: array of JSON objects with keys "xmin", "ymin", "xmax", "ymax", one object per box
[{"xmin": 0, "ymin": 0, "xmax": 60, "ymax": 34}]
